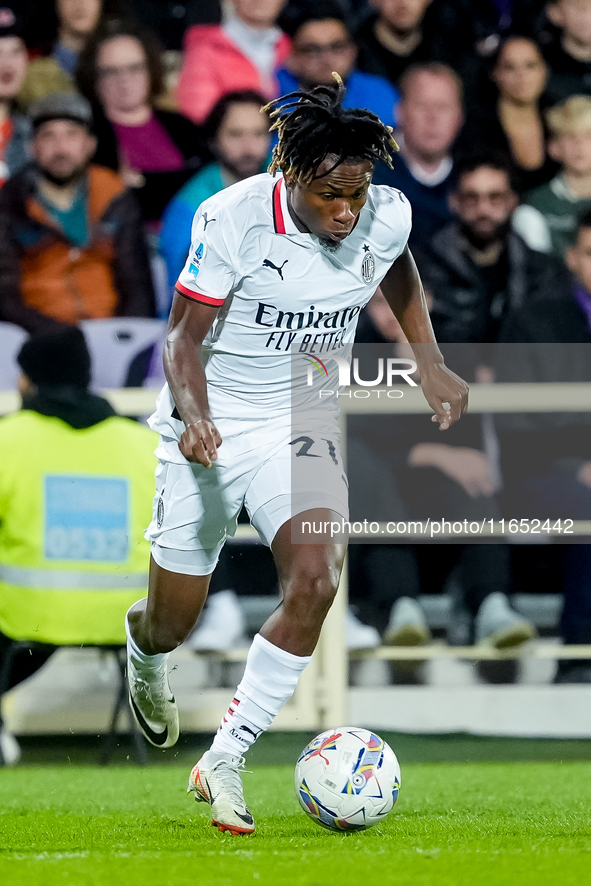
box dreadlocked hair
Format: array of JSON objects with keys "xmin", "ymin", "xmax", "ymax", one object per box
[{"xmin": 262, "ymin": 74, "xmax": 399, "ymax": 183}]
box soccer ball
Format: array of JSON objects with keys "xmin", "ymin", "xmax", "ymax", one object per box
[{"xmin": 294, "ymin": 727, "xmax": 400, "ymax": 831}]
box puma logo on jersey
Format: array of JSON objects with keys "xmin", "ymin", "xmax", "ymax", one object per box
[
  {"xmin": 263, "ymin": 258, "xmax": 288, "ymax": 280},
  {"xmin": 203, "ymin": 212, "xmax": 216, "ymax": 229}
]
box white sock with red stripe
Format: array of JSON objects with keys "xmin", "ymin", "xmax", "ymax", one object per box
[{"xmin": 205, "ymin": 633, "xmax": 311, "ymax": 760}]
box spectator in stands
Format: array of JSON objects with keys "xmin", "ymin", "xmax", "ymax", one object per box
[
  {"xmin": 502, "ymin": 210, "xmax": 591, "ymax": 346},
  {"xmin": 277, "ymin": 0, "xmax": 398, "ymax": 129},
  {"xmin": 373, "ymin": 62, "xmax": 463, "ymax": 249},
  {"xmin": 491, "ymin": 211, "xmax": 591, "ymax": 681},
  {"xmin": 421, "ymin": 153, "xmax": 570, "ymax": 345},
  {"xmin": 160, "ymin": 90, "xmax": 271, "ymax": 293},
  {"xmin": 177, "ymin": 0, "xmax": 289, "ymax": 125},
  {"xmin": 0, "ymin": 93, "xmax": 155, "ymax": 334},
  {"xmin": 76, "ymin": 19, "xmax": 205, "ymax": 225},
  {"xmin": 543, "ymin": 0, "xmax": 591, "ymax": 104},
  {"xmin": 461, "ymin": 35, "xmax": 558, "ymax": 194},
  {"xmin": 549, "ymin": 212, "xmax": 591, "ymax": 681},
  {"xmin": 420, "ymin": 154, "xmax": 591, "ymax": 681},
  {"xmin": 506, "ymin": 209, "xmax": 591, "ymax": 342},
  {"xmin": 496, "ymin": 210, "xmax": 591, "ymax": 341},
  {"xmin": 0, "ymin": 326, "xmax": 156, "ymax": 765},
  {"xmin": 19, "ymin": 0, "xmax": 128, "ymax": 108},
  {"xmin": 514, "ymin": 95, "xmax": 591, "ymax": 261},
  {"xmin": 556, "ymin": 545, "xmax": 591, "ymax": 681},
  {"xmin": 354, "ymin": 0, "xmax": 472, "ymax": 89},
  {"xmin": 0, "ymin": 7, "xmax": 31, "ymax": 185},
  {"xmin": 563, "ymin": 208, "xmax": 591, "ymax": 338},
  {"xmin": 500, "ymin": 208, "xmax": 591, "ymax": 343},
  {"xmin": 348, "ymin": 289, "xmax": 534, "ymax": 655}
]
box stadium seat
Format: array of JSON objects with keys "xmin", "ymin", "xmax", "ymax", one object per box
[
  {"xmin": 80, "ymin": 318, "xmax": 167, "ymax": 389},
  {"xmin": 0, "ymin": 322, "xmax": 28, "ymax": 391}
]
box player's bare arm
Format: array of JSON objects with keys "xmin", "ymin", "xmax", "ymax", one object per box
[
  {"xmin": 165, "ymin": 291, "xmax": 222, "ymax": 467},
  {"xmin": 380, "ymin": 246, "xmax": 469, "ymax": 429}
]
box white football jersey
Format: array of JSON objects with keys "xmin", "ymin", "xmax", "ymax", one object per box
[{"xmin": 151, "ymin": 172, "xmax": 411, "ymax": 434}]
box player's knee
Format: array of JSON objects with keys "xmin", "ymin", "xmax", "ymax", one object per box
[{"xmin": 288, "ymin": 561, "xmax": 340, "ymax": 610}]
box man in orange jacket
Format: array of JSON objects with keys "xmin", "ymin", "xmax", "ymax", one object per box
[{"xmin": 0, "ymin": 92, "xmax": 155, "ymax": 334}]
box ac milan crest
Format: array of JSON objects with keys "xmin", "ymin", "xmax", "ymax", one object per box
[{"xmin": 361, "ymin": 245, "xmax": 375, "ymax": 284}]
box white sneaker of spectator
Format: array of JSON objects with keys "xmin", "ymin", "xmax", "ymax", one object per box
[
  {"xmin": 384, "ymin": 596, "xmax": 432, "ymax": 646},
  {"xmin": 475, "ymin": 592, "xmax": 537, "ymax": 649},
  {"xmin": 346, "ymin": 608, "xmax": 381, "ymax": 651},
  {"xmin": 0, "ymin": 729, "xmax": 21, "ymax": 766},
  {"xmin": 190, "ymin": 590, "xmax": 246, "ymax": 653}
]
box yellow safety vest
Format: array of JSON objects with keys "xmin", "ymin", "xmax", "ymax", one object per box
[{"xmin": 0, "ymin": 410, "xmax": 157, "ymax": 645}]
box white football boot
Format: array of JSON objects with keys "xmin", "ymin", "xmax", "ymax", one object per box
[
  {"xmin": 188, "ymin": 754, "xmax": 255, "ymax": 835},
  {"xmin": 127, "ymin": 655, "xmax": 179, "ymax": 748}
]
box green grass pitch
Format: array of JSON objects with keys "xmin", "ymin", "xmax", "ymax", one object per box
[{"xmin": 2, "ymin": 754, "xmax": 591, "ymax": 886}]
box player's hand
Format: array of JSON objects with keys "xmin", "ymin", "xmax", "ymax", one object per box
[
  {"xmin": 420, "ymin": 362, "xmax": 469, "ymax": 430},
  {"xmin": 179, "ymin": 419, "xmax": 222, "ymax": 467}
]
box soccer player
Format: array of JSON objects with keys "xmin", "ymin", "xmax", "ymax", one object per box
[{"xmin": 125, "ymin": 78, "xmax": 468, "ymax": 835}]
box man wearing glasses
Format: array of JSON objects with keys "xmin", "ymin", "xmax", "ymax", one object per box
[{"xmin": 277, "ymin": 0, "xmax": 399, "ymax": 129}]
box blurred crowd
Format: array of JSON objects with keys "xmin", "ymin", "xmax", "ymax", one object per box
[
  {"xmin": 1, "ymin": 0, "xmax": 591, "ymax": 685},
  {"xmin": 5, "ymin": 0, "xmax": 591, "ymax": 326}
]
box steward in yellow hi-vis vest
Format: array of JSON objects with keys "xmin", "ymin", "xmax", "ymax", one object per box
[{"xmin": 0, "ymin": 328, "xmax": 157, "ymax": 647}]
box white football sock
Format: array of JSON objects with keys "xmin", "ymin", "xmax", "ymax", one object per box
[
  {"xmin": 126, "ymin": 599, "xmax": 169, "ymax": 670},
  {"xmin": 208, "ymin": 633, "xmax": 311, "ymax": 759}
]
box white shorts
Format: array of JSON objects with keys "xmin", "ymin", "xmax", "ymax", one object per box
[{"xmin": 145, "ymin": 415, "xmax": 349, "ymax": 575}]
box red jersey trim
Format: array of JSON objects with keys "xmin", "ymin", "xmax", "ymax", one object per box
[
  {"xmin": 175, "ymin": 281, "xmax": 225, "ymax": 306},
  {"xmin": 272, "ymin": 178, "xmax": 286, "ymax": 234}
]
